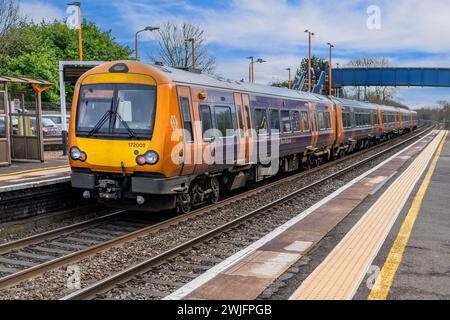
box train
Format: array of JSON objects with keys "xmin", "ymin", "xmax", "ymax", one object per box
[{"xmin": 68, "ymin": 61, "xmax": 418, "ymax": 213}]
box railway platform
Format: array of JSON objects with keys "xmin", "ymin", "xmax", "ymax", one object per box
[
  {"xmin": 0, "ymin": 152, "xmax": 69, "ymax": 193},
  {"xmin": 165, "ymin": 130, "xmax": 449, "ymax": 300}
]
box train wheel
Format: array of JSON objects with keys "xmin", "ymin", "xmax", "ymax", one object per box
[
  {"xmin": 176, "ymin": 194, "xmax": 192, "ymax": 214},
  {"xmin": 209, "ymin": 177, "xmax": 220, "ymax": 204}
]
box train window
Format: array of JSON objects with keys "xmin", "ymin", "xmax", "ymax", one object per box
[
  {"xmin": 245, "ymin": 105, "xmax": 252, "ymax": 137},
  {"xmin": 214, "ymin": 106, "xmax": 234, "ymax": 137},
  {"xmin": 180, "ymin": 97, "xmax": 194, "ymax": 142},
  {"xmin": 301, "ymin": 111, "xmax": 310, "ymax": 132},
  {"xmin": 280, "ymin": 110, "xmax": 291, "ymax": 133},
  {"xmin": 373, "ymin": 112, "xmax": 379, "ymax": 126},
  {"xmin": 317, "ymin": 112, "xmax": 326, "ymax": 131},
  {"xmin": 237, "ymin": 105, "xmax": 245, "ymax": 138},
  {"xmin": 291, "ymin": 111, "xmax": 301, "ymax": 132},
  {"xmin": 199, "ymin": 104, "xmax": 213, "ymax": 140},
  {"xmin": 342, "ymin": 112, "xmax": 351, "ymax": 128},
  {"xmin": 255, "ymin": 108, "xmax": 268, "ymax": 135},
  {"xmin": 324, "ymin": 111, "xmax": 331, "ymax": 129},
  {"xmin": 269, "ymin": 109, "xmax": 280, "ymax": 134}
]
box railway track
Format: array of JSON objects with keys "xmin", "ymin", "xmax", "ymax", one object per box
[
  {"xmin": 0, "ymin": 209, "xmax": 163, "ymax": 287},
  {"xmin": 58, "ymin": 126, "xmax": 435, "ymax": 300}
]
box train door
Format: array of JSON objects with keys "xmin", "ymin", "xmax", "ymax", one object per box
[
  {"xmin": 234, "ymin": 93, "xmax": 247, "ymax": 165},
  {"xmin": 0, "ymin": 90, "xmax": 10, "ymax": 166},
  {"xmin": 242, "ymin": 94, "xmax": 256, "ymax": 163},
  {"xmin": 310, "ymin": 103, "xmax": 318, "ymax": 147},
  {"xmin": 177, "ymin": 86, "xmax": 197, "ymax": 176}
]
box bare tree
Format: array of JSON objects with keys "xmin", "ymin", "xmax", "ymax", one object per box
[
  {"xmin": 0, "ymin": 0, "xmax": 24, "ymax": 54},
  {"xmin": 149, "ymin": 21, "xmax": 216, "ymax": 74},
  {"xmin": 345, "ymin": 57, "xmax": 397, "ymax": 105}
]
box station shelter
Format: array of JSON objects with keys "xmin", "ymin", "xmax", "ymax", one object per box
[{"xmin": 0, "ymin": 76, "xmax": 52, "ymax": 166}]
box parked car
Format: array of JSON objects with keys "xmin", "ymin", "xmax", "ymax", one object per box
[
  {"xmin": 43, "ymin": 114, "xmax": 71, "ymax": 130},
  {"xmin": 30, "ymin": 118, "xmax": 62, "ymax": 137}
]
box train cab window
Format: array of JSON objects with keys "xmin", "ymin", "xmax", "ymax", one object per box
[
  {"xmin": 301, "ymin": 111, "xmax": 310, "ymax": 132},
  {"xmin": 255, "ymin": 108, "xmax": 268, "ymax": 135},
  {"xmin": 317, "ymin": 112, "xmax": 326, "ymax": 131},
  {"xmin": 237, "ymin": 105, "xmax": 245, "ymax": 138},
  {"xmin": 291, "ymin": 111, "xmax": 301, "ymax": 132},
  {"xmin": 244, "ymin": 105, "xmax": 252, "ymax": 137},
  {"xmin": 199, "ymin": 104, "xmax": 213, "ymax": 140},
  {"xmin": 269, "ymin": 109, "xmax": 280, "ymax": 134},
  {"xmin": 180, "ymin": 97, "xmax": 194, "ymax": 142},
  {"xmin": 214, "ymin": 105, "xmax": 234, "ymax": 137},
  {"xmin": 281, "ymin": 110, "xmax": 291, "ymax": 133}
]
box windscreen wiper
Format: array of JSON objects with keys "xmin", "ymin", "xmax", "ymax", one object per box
[
  {"xmin": 112, "ymin": 98, "xmax": 137, "ymax": 139},
  {"xmin": 87, "ymin": 108, "xmax": 112, "ymax": 137}
]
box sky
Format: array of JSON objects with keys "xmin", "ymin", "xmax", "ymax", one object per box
[{"xmin": 18, "ymin": 0, "xmax": 450, "ymax": 109}]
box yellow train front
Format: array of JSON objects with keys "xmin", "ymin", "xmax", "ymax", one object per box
[{"xmin": 69, "ymin": 61, "xmax": 185, "ymax": 211}]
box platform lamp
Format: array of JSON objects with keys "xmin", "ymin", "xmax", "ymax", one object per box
[
  {"xmin": 327, "ymin": 42, "xmax": 334, "ymax": 96},
  {"xmin": 286, "ymin": 68, "xmax": 292, "ymax": 89},
  {"xmin": 135, "ymin": 26, "xmax": 159, "ymax": 61},
  {"xmin": 247, "ymin": 57, "xmax": 266, "ymax": 83},
  {"xmin": 304, "ymin": 29, "xmax": 314, "ymax": 93},
  {"xmin": 185, "ymin": 38, "xmax": 196, "ymax": 69}
]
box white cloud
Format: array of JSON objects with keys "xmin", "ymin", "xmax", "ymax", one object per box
[
  {"xmin": 116, "ymin": 0, "xmax": 450, "ymax": 108},
  {"xmin": 20, "ymin": 1, "xmax": 64, "ymax": 23}
]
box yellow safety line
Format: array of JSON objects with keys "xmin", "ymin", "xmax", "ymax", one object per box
[
  {"xmin": 368, "ymin": 130, "xmax": 448, "ymax": 300},
  {"xmin": 0, "ymin": 165, "xmax": 70, "ymax": 177}
]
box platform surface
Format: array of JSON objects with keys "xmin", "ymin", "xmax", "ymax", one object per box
[
  {"xmin": 366, "ymin": 130, "xmax": 450, "ymax": 300},
  {"xmin": 165, "ymin": 130, "xmax": 445, "ymax": 300},
  {"xmin": 0, "ymin": 151, "xmax": 69, "ymax": 193}
]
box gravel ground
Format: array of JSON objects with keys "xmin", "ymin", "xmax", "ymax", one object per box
[
  {"xmin": 0, "ymin": 131, "xmax": 431, "ymax": 300},
  {"xmin": 0, "ymin": 205, "xmax": 112, "ymax": 245}
]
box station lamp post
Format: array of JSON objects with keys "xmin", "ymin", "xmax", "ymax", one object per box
[
  {"xmin": 185, "ymin": 38, "xmax": 196, "ymax": 69},
  {"xmin": 135, "ymin": 26, "xmax": 159, "ymax": 61},
  {"xmin": 286, "ymin": 68, "xmax": 292, "ymax": 89},
  {"xmin": 327, "ymin": 42, "xmax": 334, "ymax": 96},
  {"xmin": 247, "ymin": 57, "xmax": 266, "ymax": 83},
  {"xmin": 304, "ymin": 29, "xmax": 314, "ymax": 93}
]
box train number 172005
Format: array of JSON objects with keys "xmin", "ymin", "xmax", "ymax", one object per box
[{"xmin": 128, "ymin": 142, "xmax": 147, "ymax": 148}]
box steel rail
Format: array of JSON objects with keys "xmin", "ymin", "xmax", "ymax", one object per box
[
  {"xmin": 0, "ymin": 210, "xmax": 125, "ymax": 255},
  {"xmin": 62, "ymin": 126, "xmax": 435, "ymax": 300}
]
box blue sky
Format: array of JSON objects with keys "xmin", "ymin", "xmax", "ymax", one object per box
[{"xmin": 19, "ymin": 0, "xmax": 450, "ymax": 108}]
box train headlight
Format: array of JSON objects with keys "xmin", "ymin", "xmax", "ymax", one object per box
[
  {"xmin": 136, "ymin": 150, "xmax": 159, "ymax": 166},
  {"xmin": 70, "ymin": 147, "xmax": 87, "ymax": 162}
]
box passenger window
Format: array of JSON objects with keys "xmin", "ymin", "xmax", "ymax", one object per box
[
  {"xmin": 255, "ymin": 108, "xmax": 268, "ymax": 135},
  {"xmin": 373, "ymin": 112, "xmax": 379, "ymax": 126},
  {"xmin": 281, "ymin": 110, "xmax": 291, "ymax": 133},
  {"xmin": 180, "ymin": 97, "xmax": 193, "ymax": 142},
  {"xmin": 291, "ymin": 111, "xmax": 301, "ymax": 132},
  {"xmin": 237, "ymin": 105, "xmax": 245, "ymax": 138},
  {"xmin": 324, "ymin": 112, "xmax": 331, "ymax": 129},
  {"xmin": 214, "ymin": 105, "xmax": 234, "ymax": 137},
  {"xmin": 301, "ymin": 111, "xmax": 310, "ymax": 132},
  {"xmin": 269, "ymin": 109, "xmax": 280, "ymax": 134},
  {"xmin": 317, "ymin": 112, "xmax": 325, "ymax": 131},
  {"xmin": 199, "ymin": 104, "xmax": 213, "ymax": 140},
  {"xmin": 245, "ymin": 105, "xmax": 252, "ymax": 137}
]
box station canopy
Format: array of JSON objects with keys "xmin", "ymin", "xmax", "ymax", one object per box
[{"xmin": 0, "ymin": 75, "xmax": 52, "ymax": 85}]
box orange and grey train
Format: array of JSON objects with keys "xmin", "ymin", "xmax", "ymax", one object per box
[{"xmin": 68, "ymin": 61, "xmax": 418, "ymax": 212}]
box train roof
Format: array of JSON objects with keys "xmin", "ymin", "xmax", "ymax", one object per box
[{"xmin": 153, "ymin": 64, "xmax": 327, "ymax": 103}]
